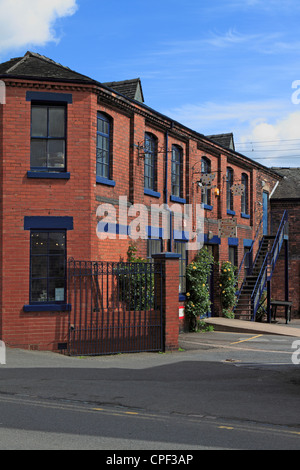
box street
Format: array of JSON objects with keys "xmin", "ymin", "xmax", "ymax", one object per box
[{"xmin": 0, "ymin": 330, "xmax": 299, "ymax": 450}]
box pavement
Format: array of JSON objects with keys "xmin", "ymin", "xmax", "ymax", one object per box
[{"xmin": 203, "ymin": 317, "xmax": 300, "ymax": 337}]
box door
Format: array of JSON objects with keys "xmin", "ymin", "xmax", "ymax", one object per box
[{"xmin": 263, "ymin": 191, "xmax": 269, "ymax": 235}]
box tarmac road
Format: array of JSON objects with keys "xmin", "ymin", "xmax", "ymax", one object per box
[{"xmin": 0, "ymin": 329, "xmax": 299, "ymax": 450}]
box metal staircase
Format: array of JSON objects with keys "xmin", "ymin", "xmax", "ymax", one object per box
[{"xmin": 234, "ymin": 211, "xmax": 288, "ymax": 321}]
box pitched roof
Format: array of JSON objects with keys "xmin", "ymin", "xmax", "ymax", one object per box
[
  {"xmin": 0, "ymin": 52, "xmax": 145, "ymax": 102},
  {"xmin": 0, "ymin": 51, "xmax": 98, "ymax": 84},
  {"xmin": 271, "ymin": 168, "xmax": 300, "ymax": 199},
  {"xmin": 206, "ymin": 133, "xmax": 235, "ymax": 150},
  {"xmin": 103, "ymin": 78, "xmax": 144, "ymax": 103}
]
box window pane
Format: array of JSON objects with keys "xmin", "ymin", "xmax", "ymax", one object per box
[
  {"xmin": 49, "ymin": 107, "xmax": 65, "ymax": 137},
  {"xmin": 49, "ymin": 232, "xmax": 66, "ymax": 254},
  {"xmin": 97, "ymin": 134, "xmax": 109, "ymax": 151},
  {"xmin": 31, "ymin": 140, "xmax": 47, "ymax": 167},
  {"xmin": 31, "ymin": 232, "xmax": 48, "ymax": 254},
  {"xmin": 31, "ymin": 107, "xmax": 47, "ymax": 137},
  {"xmin": 31, "ymin": 255, "xmax": 47, "ymax": 278},
  {"xmin": 49, "ymin": 279, "xmax": 65, "ymax": 302},
  {"xmin": 31, "ymin": 278, "xmax": 47, "ymax": 302},
  {"xmin": 49, "ymin": 255, "xmax": 65, "ymax": 278},
  {"xmin": 47, "ymin": 140, "xmax": 65, "ymax": 168},
  {"xmin": 172, "ymin": 184, "xmax": 180, "ymax": 197}
]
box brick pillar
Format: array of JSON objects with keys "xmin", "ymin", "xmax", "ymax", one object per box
[{"xmin": 153, "ymin": 253, "xmax": 180, "ymax": 351}]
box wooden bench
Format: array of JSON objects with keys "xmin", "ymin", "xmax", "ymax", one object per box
[{"xmin": 270, "ymin": 300, "xmax": 292, "ymax": 324}]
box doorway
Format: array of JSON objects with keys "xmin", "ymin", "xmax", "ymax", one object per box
[{"xmin": 263, "ymin": 191, "xmax": 269, "ymax": 235}]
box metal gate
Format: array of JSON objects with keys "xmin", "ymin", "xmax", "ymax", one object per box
[{"xmin": 67, "ymin": 258, "xmax": 164, "ymax": 356}]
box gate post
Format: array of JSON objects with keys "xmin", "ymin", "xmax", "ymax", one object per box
[{"xmin": 153, "ymin": 253, "xmax": 180, "ymax": 351}]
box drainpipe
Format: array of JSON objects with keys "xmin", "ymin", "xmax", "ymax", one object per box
[{"xmin": 164, "ymin": 129, "xmax": 173, "ymax": 252}]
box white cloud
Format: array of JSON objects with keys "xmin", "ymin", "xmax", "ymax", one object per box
[
  {"xmin": 237, "ymin": 111, "xmax": 300, "ymax": 167},
  {"xmin": 0, "ymin": 0, "xmax": 78, "ymax": 52},
  {"xmin": 163, "ymin": 100, "xmax": 300, "ymax": 167},
  {"xmin": 163, "ymin": 99, "xmax": 287, "ymax": 135}
]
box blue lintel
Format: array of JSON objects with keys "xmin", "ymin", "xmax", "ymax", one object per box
[
  {"xmin": 243, "ymin": 239, "xmax": 253, "ymax": 247},
  {"xmin": 152, "ymin": 252, "xmax": 181, "ymax": 259},
  {"xmin": 24, "ymin": 216, "xmax": 74, "ymax": 230},
  {"xmin": 26, "ymin": 91, "xmax": 73, "ymax": 103}
]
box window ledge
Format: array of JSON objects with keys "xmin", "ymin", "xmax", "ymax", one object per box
[
  {"xmin": 201, "ymin": 203, "xmax": 213, "ymax": 211},
  {"xmin": 23, "ymin": 303, "xmax": 72, "ymax": 312},
  {"xmin": 170, "ymin": 195, "xmax": 186, "ymax": 204},
  {"xmin": 96, "ymin": 176, "xmax": 116, "ymax": 186},
  {"xmin": 227, "ymin": 209, "xmax": 236, "ymax": 216},
  {"xmin": 144, "ymin": 188, "xmax": 161, "ymax": 198},
  {"xmin": 23, "ymin": 304, "xmax": 71, "ymax": 312},
  {"xmin": 241, "ymin": 213, "xmax": 250, "ymax": 219},
  {"xmin": 27, "ymin": 171, "xmax": 70, "ymax": 179}
]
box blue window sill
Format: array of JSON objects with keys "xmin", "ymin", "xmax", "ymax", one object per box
[
  {"xmin": 23, "ymin": 304, "xmax": 71, "ymax": 312},
  {"xmin": 27, "ymin": 171, "xmax": 70, "ymax": 179},
  {"xmin": 170, "ymin": 195, "xmax": 186, "ymax": 204},
  {"xmin": 201, "ymin": 203, "xmax": 213, "ymax": 211},
  {"xmin": 241, "ymin": 213, "xmax": 250, "ymax": 219},
  {"xmin": 227, "ymin": 209, "xmax": 236, "ymax": 216},
  {"xmin": 96, "ymin": 176, "xmax": 116, "ymax": 187},
  {"xmin": 144, "ymin": 188, "xmax": 161, "ymax": 198}
]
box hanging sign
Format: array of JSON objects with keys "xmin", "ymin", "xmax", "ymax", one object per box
[
  {"xmin": 218, "ymin": 218, "xmax": 237, "ymax": 238},
  {"xmin": 199, "ymin": 172, "xmax": 216, "ymax": 188},
  {"xmin": 231, "ymin": 183, "xmax": 245, "ymax": 196}
]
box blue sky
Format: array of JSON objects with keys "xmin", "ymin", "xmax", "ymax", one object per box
[{"xmin": 1, "ymin": 0, "xmax": 300, "ymax": 167}]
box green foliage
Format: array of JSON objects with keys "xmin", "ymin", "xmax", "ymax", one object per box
[
  {"xmin": 219, "ymin": 261, "xmax": 237, "ymax": 317},
  {"xmin": 117, "ymin": 243, "xmax": 154, "ymax": 310},
  {"xmin": 185, "ymin": 247, "xmax": 214, "ymax": 331}
]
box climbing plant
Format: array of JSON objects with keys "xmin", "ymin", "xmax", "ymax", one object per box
[
  {"xmin": 185, "ymin": 247, "xmax": 214, "ymax": 331},
  {"xmin": 117, "ymin": 243, "xmax": 154, "ymax": 310},
  {"xmin": 219, "ymin": 261, "xmax": 237, "ymax": 318}
]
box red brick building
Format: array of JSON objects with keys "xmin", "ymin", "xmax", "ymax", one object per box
[
  {"xmin": 0, "ymin": 51, "xmax": 285, "ymax": 352},
  {"xmin": 270, "ymin": 168, "xmax": 300, "ymax": 318}
]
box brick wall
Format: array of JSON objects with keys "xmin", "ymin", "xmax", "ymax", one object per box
[
  {"xmin": 271, "ymin": 200, "xmax": 300, "ymax": 318},
  {"xmin": 0, "ymin": 75, "xmax": 283, "ymax": 351}
]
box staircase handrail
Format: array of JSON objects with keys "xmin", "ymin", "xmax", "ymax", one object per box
[
  {"xmin": 268, "ymin": 210, "xmax": 288, "ymax": 279},
  {"xmin": 251, "ymin": 252, "xmax": 269, "ymax": 320},
  {"xmin": 251, "ymin": 210, "xmax": 287, "ymax": 320},
  {"xmin": 237, "ymin": 215, "xmax": 263, "ymax": 281}
]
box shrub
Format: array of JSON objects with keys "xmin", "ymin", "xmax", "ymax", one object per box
[
  {"xmin": 117, "ymin": 243, "xmax": 154, "ymax": 310},
  {"xmin": 219, "ymin": 261, "xmax": 237, "ymax": 317},
  {"xmin": 185, "ymin": 247, "xmax": 214, "ymax": 331}
]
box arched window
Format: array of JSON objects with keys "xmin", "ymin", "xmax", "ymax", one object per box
[
  {"xmin": 171, "ymin": 145, "xmax": 183, "ymax": 198},
  {"xmin": 201, "ymin": 157, "xmax": 211, "ymax": 206},
  {"xmin": 144, "ymin": 132, "xmax": 157, "ymax": 191},
  {"xmin": 241, "ymin": 173, "xmax": 249, "ymax": 215},
  {"xmin": 96, "ymin": 112, "xmax": 112, "ymax": 180},
  {"xmin": 226, "ymin": 167, "xmax": 234, "ymax": 211}
]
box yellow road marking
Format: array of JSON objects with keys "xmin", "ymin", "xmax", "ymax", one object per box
[
  {"xmin": 230, "ymin": 334, "xmax": 263, "ymax": 345},
  {"xmin": 219, "ymin": 426, "xmax": 234, "ymax": 430}
]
